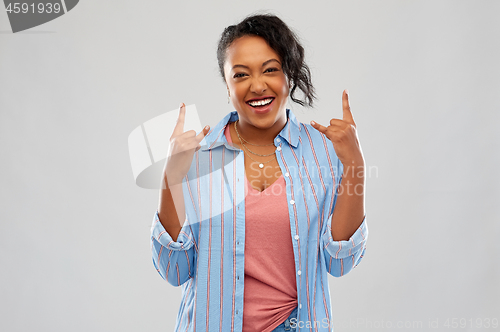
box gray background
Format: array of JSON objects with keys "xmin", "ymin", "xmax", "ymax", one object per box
[{"xmin": 1, "ymin": 0, "xmax": 499, "ymax": 331}]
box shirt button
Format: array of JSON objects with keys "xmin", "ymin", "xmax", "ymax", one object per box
[
  {"xmin": 237, "ymin": 275, "xmax": 240, "ymax": 280},
  {"xmin": 237, "ymin": 241, "xmax": 240, "ymax": 245},
  {"xmin": 285, "ymin": 172, "xmax": 289, "ymax": 177},
  {"xmin": 276, "ymin": 146, "xmax": 281, "ymax": 151},
  {"xmin": 294, "ymin": 235, "xmax": 299, "ymax": 240},
  {"xmin": 236, "ymin": 310, "xmax": 239, "ymax": 314},
  {"xmin": 290, "ymin": 200, "xmax": 295, "ymax": 205},
  {"xmin": 277, "ymin": 138, "xmax": 281, "ymax": 143},
  {"xmin": 299, "ymin": 304, "xmax": 302, "ymax": 309},
  {"xmin": 297, "ymin": 270, "xmax": 301, "ymax": 275}
]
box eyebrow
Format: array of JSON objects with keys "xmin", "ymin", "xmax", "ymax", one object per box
[{"xmin": 231, "ymin": 59, "xmax": 281, "ymax": 71}]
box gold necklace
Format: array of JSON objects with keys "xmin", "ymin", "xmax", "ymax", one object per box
[
  {"xmin": 234, "ymin": 122, "xmax": 276, "ymax": 169},
  {"xmin": 234, "ymin": 120, "xmax": 275, "ymax": 146},
  {"xmin": 234, "ymin": 121, "xmax": 276, "ymax": 157}
]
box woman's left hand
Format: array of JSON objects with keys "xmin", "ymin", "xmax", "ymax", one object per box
[{"xmin": 310, "ymin": 89, "xmax": 364, "ymax": 167}]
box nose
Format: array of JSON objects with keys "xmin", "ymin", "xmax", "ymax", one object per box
[{"xmin": 250, "ymin": 76, "xmax": 267, "ymax": 94}]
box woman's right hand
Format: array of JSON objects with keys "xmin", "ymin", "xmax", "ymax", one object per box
[{"xmin": 163, "ymin": 103, "xmax": 210, "ymax": 186}]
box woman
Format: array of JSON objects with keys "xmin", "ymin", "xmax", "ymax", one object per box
[{"xmin": 151, "ymin": 13, "xmax": 368, "ymax": 332}]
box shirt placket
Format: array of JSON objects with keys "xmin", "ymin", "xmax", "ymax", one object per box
[
  {"xmin": 275, "ymin": 135, "xmax": 303, "ymax": 326},
  {"xmin": 234, "ymin": 149, "xmax": 246, "ymax": 327}
]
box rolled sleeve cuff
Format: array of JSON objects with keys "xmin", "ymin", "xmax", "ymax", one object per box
[
  {"xmin": 322, "ymin": 216, "xmax": 368, "ymax": 259},
  {"xmin": 150, "ymin": 210, "xmax": 194, "ymax": 251}
]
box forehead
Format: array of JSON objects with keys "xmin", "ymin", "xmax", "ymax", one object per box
[{"xmin": 224, "ymin": 35, "xmax": 280, "ymax": 67}]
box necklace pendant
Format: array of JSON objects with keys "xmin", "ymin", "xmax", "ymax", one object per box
[{"xmin": 259, "ymin": 163, "xmax": 264, "ymax": 168}]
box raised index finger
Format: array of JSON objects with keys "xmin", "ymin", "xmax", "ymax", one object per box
[
  {"xmin": 342, "ymin": 90, "xmax": 355, "ymax": 125},
  {"xmin": 172, "ymin": 102, "xmax": 186, "ymax": 137}
]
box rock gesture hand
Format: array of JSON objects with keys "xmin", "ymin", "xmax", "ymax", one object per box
[
  {"xmin": 310, "ymin": 90, "xmax": 364, "ymax": 168},
  {"xmin": 163, "ymin": 103, "xmax": 210, "ymax": 186}
]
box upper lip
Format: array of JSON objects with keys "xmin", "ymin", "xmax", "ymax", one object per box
[{"xmin": 246, "ymin": 96, "xmax": 275, "ymax": 103}]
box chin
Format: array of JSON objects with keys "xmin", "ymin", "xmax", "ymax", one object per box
[{"xmin": 252, "ymin": 111, "xmax": 286, "ymax": 129}]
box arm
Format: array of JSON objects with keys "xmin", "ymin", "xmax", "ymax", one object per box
[
  {"xmin": 151, "ymin": 208, "xmax": 196, "ymax": 286},
  {"xmin": 321, "ymin": 157, "xmax": 368, "ymax": 277},
  {"xmin": 150, "ymin": 103, "xmax": 207, "ymax": 286},
  {"xmin": 330, "ymin": 162, "xmax": 365, "ymax": 241},
  {"xmin": 151, "ymin": 175, "xmax": 197, "ymax": 286},
  {"xmin": 312, "ymin": 89, "xmax": 368, "ymax": 277},
  {"xmin": 321, "ymin": 217, "xmax": 367, "ymax": 277},
  {"xmin": 327, "ymin": 89, "xmax": 365, "ymax": 240},
  {"xmin": 158, "ymin": 175, "xmax": 186, "ymax": 242}
]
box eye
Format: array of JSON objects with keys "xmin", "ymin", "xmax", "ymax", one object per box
[
  {"xmin": 233, "ymin": 73, "xmax": 247, "ymax": 78},
  {"xmin": 264, "ymin": 67, "xmax": 279, "ymax": 73}
]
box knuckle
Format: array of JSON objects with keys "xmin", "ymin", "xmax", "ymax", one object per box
[
  {"xmin": 332, "ymin": 132, "xmax": 342, "ymax": 141},
  {"xmin": 329, "ymin": 136, "xmax": 340, "ymax": 144}
]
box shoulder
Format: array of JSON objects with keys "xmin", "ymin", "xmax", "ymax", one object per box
[
  {"xmin": 298, "ymin": 122, "xmax": 335, "ymax": 155},
  {"xmin": 298, "ymin": 121, "xmax": 343, "ymax": 180}
]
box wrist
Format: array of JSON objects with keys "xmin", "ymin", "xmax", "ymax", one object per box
[
  {"xmin": 164, "ymin": 171, "xmax": 184, "ymax": 187},
  {"xmin": 342, "ymin": 163, "xmax": 365, "ymax": 181},
  {"xmin": 341, "ymin": 153, "xmax": 364, "ymax": 168}
]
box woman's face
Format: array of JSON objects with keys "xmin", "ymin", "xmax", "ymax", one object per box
[{"xmin": 224, "ymin": 35, "xmax": 290, "ymax": 132}]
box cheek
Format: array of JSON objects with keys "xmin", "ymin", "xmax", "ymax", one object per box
[
  {"xmin": 232, "ymin": 85, "xmax": 247, "ymax": 102},
  {"xmin": 227, "ymin": 82, "xmax": 240, "ymax": 98},
  {"xmin": 279, "ymin": 78, "xmax": 290, "ymax": 97}
]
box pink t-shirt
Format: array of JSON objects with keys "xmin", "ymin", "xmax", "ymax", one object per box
[{"xmin": 224, "ymin": 123, "xmax": 298, "ymax": 332}]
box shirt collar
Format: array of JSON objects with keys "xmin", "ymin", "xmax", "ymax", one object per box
[{"xmin": 201, "ymin": 109, "xmax": 301, "ymax": 151}]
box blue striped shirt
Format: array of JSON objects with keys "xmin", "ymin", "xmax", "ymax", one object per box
[{"xmin": 150, "ymin": 109, "xmax": 368, "ymax": 332}]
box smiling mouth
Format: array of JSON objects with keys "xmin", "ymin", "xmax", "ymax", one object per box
[{"xmin": 246, "ymin": 97, "xmax": 274, "ymax": 107}]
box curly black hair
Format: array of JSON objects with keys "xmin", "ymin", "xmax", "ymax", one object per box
[{"xmin": 217, "ymin": 13, "xmax": 316, "ymax": 107}]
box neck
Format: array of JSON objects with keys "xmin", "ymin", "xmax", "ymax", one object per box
[{"xmin": 235, "ymin": 114, "xmax": 287, "ymax": 145}]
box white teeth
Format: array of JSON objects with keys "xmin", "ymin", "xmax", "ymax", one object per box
[{"xmin": 248, "ymin": 98, "xmax": 273, "ymax": 107}]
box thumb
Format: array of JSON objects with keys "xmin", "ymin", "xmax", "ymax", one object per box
[
  {"xmin": 196, "ymin": 125, "xmax": 210, "ymax": 142},
  {"xmin": 195, "ymin": 125, "xmax": 210, "ymax": 152}
]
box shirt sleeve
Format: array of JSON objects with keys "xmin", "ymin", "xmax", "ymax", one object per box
[
  {"xmin": 150, "ymin": 210, "xmax": 197, "ymax": 286},
  {"xmin": 321, "ymin": 215, "xmax": 368, "ymax": 277}
]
